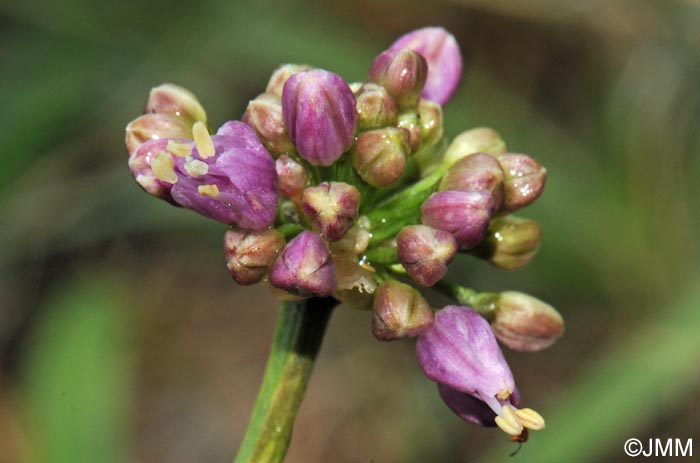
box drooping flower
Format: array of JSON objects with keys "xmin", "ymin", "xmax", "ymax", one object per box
[
  {"xmin": 128, "ymin": 121, "xmax": 278, "ymax": 229},
  {"xmin": 388, "ymin": 27, "xmax": 462, "ymax": 105},
  {"xmin": 416, "ymin": 306, "xmax": 545, "ymax": 436},
  {"xmin": 282, "ymin": 69, "xmax": 358, "ymax": 166}
]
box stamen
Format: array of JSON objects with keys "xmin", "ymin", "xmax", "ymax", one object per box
[
  {"xmin": 151, "ymin": 150, "xmax": 178, "ymax": 183},
  {"xmin": 198, "ymin": 184, "xmax": 220, "ymax": 197},
  {"xmin": 185, "ymin": 159, "xmax": 209, "ymax": 177},
  {"xmin": 496, "ymin": 389, "xmax": 511, "ymax": 401},
  {"xmin": 193, "ymin": 121, "xmax": 215, "ymax": 159},
  {"xmin": 167, "ymin": 140, "xmax": 193, "ymax": 157},
  {"xmin": 495, "ymin": 414, "xmax": 523, "ymax": 436},
  {"xmin": 514, "ymin": 408, "xmax": 545, "ymax": 431}
]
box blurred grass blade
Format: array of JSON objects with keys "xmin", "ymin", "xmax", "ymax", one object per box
[{"xmin": 21, "ymin": 277, "xmax": 133, "ymax": 463}]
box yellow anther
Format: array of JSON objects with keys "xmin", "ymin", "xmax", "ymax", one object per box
[
  {"xmin": 496, "ymin": 389, "xmax": 511, "ymax": 401},
  {"xmin": 151, "ymin": 151, "xmax": 178, "ymax": 184},
  {"xmin": 193, "ymin": 121, "xmax": 215, "ymax": 159},
  {"xmin": 495, "ymin": 416, "xmax": 523, "ymax": 436},
  {"xmin": 198, "ymin": 184, "xmax": 220, "ymax": 197},
  {"xmin": 167, "ymin": 140, "xmax": 193, "ymax": 157},
  {"xmin": 514, "ymin": 408, "xmax": 546, "ymax": 431},
  {"xmin": 185, "ymin": 159, "xmax": 209, "ymax": 177}
]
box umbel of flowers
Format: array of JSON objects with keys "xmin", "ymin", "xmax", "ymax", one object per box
[{"xmin": 126, "ymin": 27, "xmax": 564, "ymax": 444}]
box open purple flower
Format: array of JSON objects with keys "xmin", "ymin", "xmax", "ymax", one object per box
[
  {"xmin": 388, "ymin": 27, "xmax": 462, "ymax": 105},
  {"xmin": 282, "ymin": 69, "xmax": 358, "ymax": 166},
  {"xmin": 416, "ymin": 306, "xmax": 545, "ymax": 436},
  {"xmin": 128, "ymin": 120, "xmax": 278, "ymax": 229}
]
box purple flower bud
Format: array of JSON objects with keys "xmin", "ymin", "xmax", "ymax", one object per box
[
  {"xmin": 498, "ymin": 153, "xmax": 547, "ymax": 213},
  {"xmin": 242, "ymin": 93, "xmax": 294, "ymax": 157},
  {"xmin": 276, "ymin": 154, "xmax": 310, "ymax": 198},
  {"xmin": 369, "ymin": 49, "xmax": 427, "ymax": 109},
  {"xmin": 492, "ymin": 291, "xmax": 564, "ymax": 352},
  {"xmin": 443, "ymin": 127, "xmax": 507, "ymax": 166},
  {"xmin": 282, "ymin": 69, "xmax": 358, "ymax": 166},
  {"xmin": 417, "ymin": 99, "xmax": 444, "ymax": 147},
  {"xmin": 302, "ymin": 182, "xmax": 361, "ymax": 241},
  {"xmin": 266, "ymin": 63, "xmax": 312, "ymax": 96},
  {"xmin": 269, "ymin": 231, "xmax": 336, "ymax": 297},
  {"xmin": 128, "ymin": 121, "xmax": 278, "ymax": 229},
  {"xmin": 333, "ymin": 256, "xmax": 378, "ymax": 311},
  {"xmin": 372, "ymin": 280, "xmax": 434, "ymax": 341},
  {"xmin": 145, "ymin": 83, "xmax": 207, "ymax": 126},
  {"xmin": 472, "ymin": 216, "xmax": 542, "ymax": 271},
  {"xmin": 397, "ymin": 225, "xmax": 457, "ymax": 287},
  {"xmin": 397, "ymin": 110, "xmax": 422, "ymax": 154},
  {"xmin": 421, "ymin": 190, "xmax": 494, "ymax": 250},
  {"xmin": 125, "ymin": 113, "xmax": 191, "ymax": 155},
  {"xmin": 351, "ymin": 127, "xmax": 410, "ymax": 188},
  {"xmin": 224, "ymin": 228, "xmax": 285, "ymax": 285},
  {"xmin": 388, "ymin": 27, "xmax": 462, "ymax": 105},
  {"xmin": 417, "ymin": 306, "xmax": 545, "ymax": 435},
  {"xmin": 439, "ymin": 152, "xmax": 505, "ymax": 209},
  {"xmin": 354, "ymin": 83, "xmax": 399, "ymax": 130}
]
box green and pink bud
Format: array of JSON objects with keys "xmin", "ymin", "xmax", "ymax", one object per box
[
  {"xmin": 443, "ymin": 127, "xmax": 507, "ymax": 166},
  {"xmin": 276, "ymin": 154, "xmax": 310, "ymax": 198},
  {"xmin": 417, "ymin": 306, "xmax": 545, "ymax": 436},
  {"xmin": 388, "ymin": 27, "xmax": 462, "ymax": 106},
  {"xmin": 472, "ymin": 216, "xmax": 542, "ymax": 271},
  {"xmin": 439, "ymin": 152, "xmax": 505, "ymax": 209},
  {"xmin": 397, "ymin": 110, "xmax": 422, "ymax": 154},
  {"xmin": 421, "ymin": 190, "xmax": 494, "ymax": 250},
  {"xmin": 417, "ymin": 99, "xmax": 444, "ymax": 148},
  {"xmin": 269, "ymin": 231, "xmax": 336, "ymax": 297},
  {"xmin": 125, "ymin": 113, "xmax": 191, "ymax": 155},
  {"xmin": 492, "ymin": 291, "xmax": 564, "ymax": 352},
  {"xmin": 354, "ymin": 83, "xmax": 399, "ymax": 130},
  {"xmin": 282, "ymin": 69, "xmax": 357, "ymax": 166},
  {"xmin": 372, "ymin": 280, "xmax": 434, "ymax": 341},
  {"xmin": 397, "ymin": 225, "xmax": 457, "ymax": 287},
  {"xmin": 369, "ymin": 49, "xmax": 427, "ymax": 109},
  {"xmin": 128, "ymin": 121, "xmax": 278, "ymax": 229},
  {"xmin": 351, "ymin": 127, "xmax": 410, "ymax": 188},
  {"xmin": 144, "ymin": 83, "xmax": 207, "ymax": 126},
  {"xmin": 242, "ymin": 93, "xmax": 294, "ymax": 157},
  {"xmin": 266, "ymin": 63, "xmax": 312, "ymax": 96},
  {"xmin": 301, "ymin": 182, "xmax": 361, "ymax": 241},
  {"xmin": 224, "ymin": 228, "xmax": 285, "ymax": 285},
  {"xmin": 498, "ymin": 153, "xmax": 547, "ymax": 213}
]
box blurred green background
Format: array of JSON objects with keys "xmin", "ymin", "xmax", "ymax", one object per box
[{"xmin": 1, "ymin": 0, "xmax": 699, "ymax": 462}]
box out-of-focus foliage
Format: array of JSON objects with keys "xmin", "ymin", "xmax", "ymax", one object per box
[{"xmin": 1, "ymin": 0, "xmax": 698, "ymax": 462}]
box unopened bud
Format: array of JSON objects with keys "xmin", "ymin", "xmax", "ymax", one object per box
[
  {"xmin": 145, "ymin": 83, "xmax": 207, "ymax": 126},
  {"xmin": 417, "ymin": 99, "xmax": 444, "ymax": 148},
  {"xmin": 421, "ymin": 190, "xmax": 494, "ymax": 250},
  {"xmin": 397, "ymin": 111, "xmax": 422, "ymax": 153},
  {"xmin": 354, "ymin": 83, "xmax": 399, "ymax": 130},
  {"xmin": 242, "ymin": 93, "xmax": 294, "ymax": 156},
  {"xmin": 369, "ymin": 49, "xmax": 427, "ymax": 109},
  {"xmin": 397, "ymin": 225, "xmax": 457, "ymax": 287},
  {"xmin": 472, "ymin": 216, "xmax": 542, "ymax": 271},
  {"xmin": 498, "ymin": 153, "xmax": 547, "ymax": 213},
  {"xmin": 351, "ymin": 127, "xmax": 410, "ymax": 187},
  {"xmin": 269, "ymin": 231, "xmax": 336, "ymax": 297},
  {"xmin": 439, "ymin": 153, "xmax": 505, "ymax": 209},
  {"xmin": 276, "ymin": 154, "xmax": 310, "ymax": 198},
  {"xmin": 282, "ymin": 69, "xmax": 358, "ymax": 166},
  {"xmin": 125, "ymin": 113, "xmax": 191, "ymax": 155},
  {"xmin": 333, "ymin": 257, "xmax": 378, "ymax": 311},
  {"xmin": 492, "ymin": 291, "xmax": 564, "ymax": 351},
  {"xmin": 372, "ymin": 280, "xmax": 434, "ymax": 341},
  {"xmin": 224, "ymin": 228, "xmax": 285, "ymax": 285},
  {"xmin": 302, "ymin": 182, "xmax": 360, "ymax": 241},
  {"xmin": 266, "ymin": 63, "xmax": 313, "ymax": 96},
  {"xmin": 443, "ymin": 127, "xmax": 507, "ymax": 166}
]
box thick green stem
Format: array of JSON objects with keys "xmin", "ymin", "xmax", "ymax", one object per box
[{"xmin": 234, "ymin": 298, "xmax": 337, "ymax": 463}]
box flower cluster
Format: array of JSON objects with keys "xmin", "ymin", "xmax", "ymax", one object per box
[{"xmin": 125, "ymin": 26, "xmax": 564, "ymax": 445}]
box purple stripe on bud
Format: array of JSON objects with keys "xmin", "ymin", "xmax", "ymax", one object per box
[
  {"xmin": 145, "ymin": 83, "xmax": 207, "ymax": 126},
  {"xmin": 421, "ymin": 190, "xmax": 494, "ymax": 250},
  {"xmin": 389, "ymin": 27, "xmax": 462, "ymax": 105},
  {"xmin": 397, "ymin": 225, "xmax": 457, "ymax": 287},
  {"xmin": 439, "ymin": 152, "xmax": 505, "ymax": 209},
  {"xmin": 302, "ymin": 182, "xmax": 361, "ymax": 241},
  {"xmin": 369, "ymin": 49, "xmax": 427, "ymax": 109},
  {"xmin": 276, "ymin": 154, "xmax": 310, "ymax": 198},
  {"xmin": 224, "ymin": 228, "xmax": 285, "ymax": 285},
  {"xmin": 282, "ymin": 69, "xmax": 358, "ymax": 166},
  {"xmin": 242, "ymin": 93, "xmax": 294, "ymax": 157},
  {"xmin": 498, "ymin": 153, "xmax": 547, "ymax": 213},
  {"xmin": 492, "ymin": 291, "xmax": 564, "ymax": 352},
  {"xmin": 269, "ymin": 231, "xmax": 336, "ymax": 297},
  {"xmin": 372, "ymin": 280, "xmax": 434, "ymax": 341}
]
